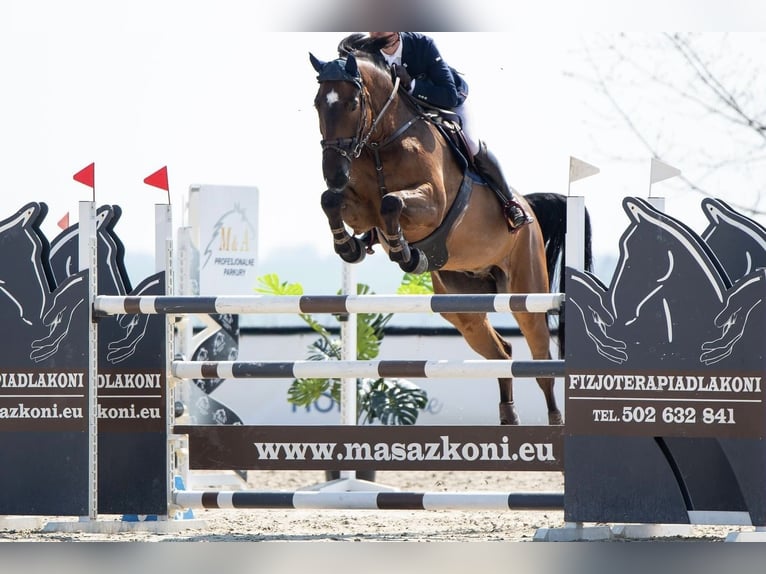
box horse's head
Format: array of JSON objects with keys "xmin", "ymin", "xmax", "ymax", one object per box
[{"xmin": 310, "ymin": 52, "xmax": 366, "ymax": 191}]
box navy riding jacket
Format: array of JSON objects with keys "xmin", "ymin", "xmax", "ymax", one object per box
[{"xmin": 399, "ymin": 32, "xmax": 468, "ymax": 109}]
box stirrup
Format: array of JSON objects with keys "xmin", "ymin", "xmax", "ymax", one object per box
[{"xmin": 504, "ymin": 201, "xmax": 532, "ymax": 231}]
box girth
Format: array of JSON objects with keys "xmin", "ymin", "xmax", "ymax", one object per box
[{"xmin": 409, "ymin": 171, "xmax": 473, "ymax": 271}]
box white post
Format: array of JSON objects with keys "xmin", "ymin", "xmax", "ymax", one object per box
[
  {"xmin": 156, "ymin": 204, "xmax": 173, "ymax": 275},
  {"xmin": 156, "ymin": 204, "xmax": 176, "ymax": 517},
  {"xmin": 175, "ymin": 227, "xmax": 194, "ymax": 359},
  {"xmin": 566, "ymin": 157, "xmax": 599, "ymax": 273},
  {"xmin": 565, "ymin": 196, "xmax": 586, "ymax": 273},
  {"xmin": 174, "ymin": 225, "xmax": 194, "ymax": 495},
  {"xmin": 648, "ymin": 158, "xmax": 680, "ymax": 211},
  {"xmin": 647, "ymin": 196, "xmax": 666, "ymax": 212},
  {"xmin": 80, "ymin": 200, "xmax": 98, "ymax": 521},
  {"xmin": 339, "ymin": 262, "xmax": 357, "ymax": 481}
]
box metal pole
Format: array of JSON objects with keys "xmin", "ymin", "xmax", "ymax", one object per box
[
  {"xmin": 340, "ymin": 262, "xmax": 357, "ymax": 481},
  {"xmin": 156, "ymin": 204, "xmax": 175, "ymax": 518},
  {"xmin": 80, "ymin": 200, "xmax": 98, "ymax": 521}
]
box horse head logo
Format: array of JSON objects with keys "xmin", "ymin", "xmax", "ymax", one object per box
[
  {"xmin": 567, "ymin": 197, "xmax": 761, "ymax": 368},
  {"xmin": 701, "ymin": 197, "xmax": 766, "ymax": 282}
]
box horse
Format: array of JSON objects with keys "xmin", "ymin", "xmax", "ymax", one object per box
[{"xmin": 309, "ymin": 41, "xmax": 592, "ymax": 425}]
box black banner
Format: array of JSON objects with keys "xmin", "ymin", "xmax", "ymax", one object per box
[
  {"xmin": 0, "ymin": 203, "xmax": 89, "ymax": 515},
  {"xmin": 175, "ymin": 425, "xmax": 563, "ymax": 471},
  {"xmin": 564, "ymin": 197, "xmax": 766, "ymax": 526}
]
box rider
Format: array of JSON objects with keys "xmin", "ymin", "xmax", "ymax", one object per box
[{"xmin": 367, "ymin": 32, "xmax": 531, "ymax": 231}]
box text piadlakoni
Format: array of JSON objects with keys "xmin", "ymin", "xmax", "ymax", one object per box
[
  {"xmin": 569, "ymin": 374, "xmax": 762, "ymax": 394},
  {"xmin": 567, "ymin": 373, "xmax": 765, "ymax": 439},
  {"xmin": 0, "ymin": 372, "xmax": 162, "ymax": 389},
  {"xmin": 0, "ymin": 370, "xmax": 164, "ymax": 432}
]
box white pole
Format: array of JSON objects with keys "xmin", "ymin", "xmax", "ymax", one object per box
[
  {"xmin": 80, "ymin": 200, "xmax": 98, "ymax": 521},
  {"xmin": 156, "ymin": 204, "xmax": 175, "ymax": 517},
  {"xmin": 565, "ymin": 196, "xmax": 585, "ymax": 273},
  {"xmin": 174, "ymin": 227, "xmax": 194, "ymax": 360},
  {"xmin": 156, "ymin": 204, "xmax": 172, "ymax": 275},
  {"xmin": 339, "ymin": 262, "xmax": 357, "ymax": 481},
  {"xmin": 647, "ymin": 196, "xmax": 666, "ymax": 212},
  {"xmin": 566, "ymin": 157, "xmax": 599, "ymax": 273},
  {"xmin": 648, "ymin": 158, "xmax": 680, "ymax": 210}
]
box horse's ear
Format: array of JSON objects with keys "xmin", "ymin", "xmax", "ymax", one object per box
[
  {"xmin": 309, "ymin": 52, "xmax": 325, "ymax": 73},
  {"xmin": 345, "ymin": 54, "xmax": 358, "ymax": 78}
]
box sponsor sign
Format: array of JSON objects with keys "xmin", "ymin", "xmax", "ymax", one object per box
[
  {"xmin": 195, "ymin": 185, "xmax": 259, "ymax": 296},
  {"xmin": 565, "ymin": 198, "xmax": 766, "ymax": 439}
]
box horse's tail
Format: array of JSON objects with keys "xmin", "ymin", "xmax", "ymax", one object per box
[{"xmin": 524, "ymin": 193, "xmax": 593, "ymax": 358}]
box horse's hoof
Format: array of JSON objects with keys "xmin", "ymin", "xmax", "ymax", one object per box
[
  {"xmin": 399, "ymin": 249, "xmax": 428, "ymax": 274},
  {"xmin": 499, "ymin": 402, "xmax": 520, "ymax": 425},
  {"xmin": 389, "ymin": 242, "xmax": 411, "ymax": 264},
  {"xmin": 337, "ymin": 237, "xmax": 366, "ymax": 264},
  {"xmin": 548, "ymin": 411, "xmax": 564, "ymax": 425}
]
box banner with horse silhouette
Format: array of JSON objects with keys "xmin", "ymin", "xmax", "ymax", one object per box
[
  {"xmin": 0, "ymin": 202, "xmax": 167, "ymax": 516},
  {"xmin": 0, "ymin": 203, "xmax": 90, "ymax": 515},
  {"xmin": 564, "ymin": 197, "xmax": 766, "ymax": 525}
]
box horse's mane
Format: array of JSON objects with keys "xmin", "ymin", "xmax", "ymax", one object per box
[{"xmin": 337, "ymin": 34, "xmax": 390, "ymax": 70}]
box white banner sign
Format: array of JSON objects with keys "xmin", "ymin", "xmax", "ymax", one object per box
[{"xmin": 197, "ymin": 185, "xmax": 259, "ymax": 296}]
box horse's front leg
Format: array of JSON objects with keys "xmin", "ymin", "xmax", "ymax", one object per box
[
  {"xmin": 320, "ymin": 189, "xmax": 366, "ymax": 264},
  {"xmin": 380, "ymin": 186, "xmax": 441, "ymax": 274}
]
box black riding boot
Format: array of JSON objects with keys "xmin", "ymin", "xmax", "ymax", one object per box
[{"xmin": 473, "ymin": 141, "xmax": 531, "ymax": 230}]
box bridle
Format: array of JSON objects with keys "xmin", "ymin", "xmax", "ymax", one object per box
[
  {"xmin": 320, "ymin": 67, "xmax": 425, "ymax": 196},
  {"xmin": 319, "ymin": 73, "xmax": 402, "ymax": 160}
]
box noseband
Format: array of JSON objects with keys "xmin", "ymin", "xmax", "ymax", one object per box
[{"xmin": 320, "ymin": 75, "xmax": 401, "ymax": 160}]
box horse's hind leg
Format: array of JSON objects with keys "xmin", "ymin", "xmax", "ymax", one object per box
[
  {"xmin": 433, "ymin": 271, "xmax": 521, "ymax": 425},
  {"xmin": 320, "ymin": 190, "xmax": 366, "ymax": 263},
  {"xmin": 443, "ymin": 312, "xmax": 521, "ymax": 424},
  {"xmin": 509, "ymin": 236, "xmax": 563, "ymax": 425},
  {"xmin": 514, "ymin": 312, "xmax": 563, "ymax": 425}
]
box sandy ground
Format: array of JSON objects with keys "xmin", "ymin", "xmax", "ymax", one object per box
[{"xmin": 0, "ymin": 469, "xmax": 758, "ymax": 543}]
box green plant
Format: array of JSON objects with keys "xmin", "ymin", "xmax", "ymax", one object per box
[
  {"xmin": 397, "ymin": 271, "xmax": 433, "ymax": 294},
  {"xmin": 255, "ymin": 272, "xmax": 429, "ymax": 425}
]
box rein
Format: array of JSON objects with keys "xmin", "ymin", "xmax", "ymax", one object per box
[
  {"xmin": 352, "ymin": 76, "xmax": 401, "ymax": 157},
  {"xmin": 320, "ymin": 72, "xmax": 424, "ymax": 195},
  {"xmin": 352, "ymin": 74, "xmax": 422, "ymax": 196}
]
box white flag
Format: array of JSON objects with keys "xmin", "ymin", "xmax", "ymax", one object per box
[
  {"xmin": 650, "ymin": 158, "xmax": 681, "ymax": 184},
  {"xmin": 569, "ymin": 156, "xmax": 600, "ymax": 183}
]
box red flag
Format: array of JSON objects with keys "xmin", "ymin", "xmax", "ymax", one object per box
[
  {"xmin": 144, "ymin": 166, "xmax": 169, "ymax": 191},
  {"xmin": 73, "ymin": 163, "xmax": 95, "ymax": 188},
  {"xmin": 57, "ymin": 212, "xmax": 70, "ymax": 230}
]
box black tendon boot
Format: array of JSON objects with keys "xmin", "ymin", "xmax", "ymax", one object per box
[{"xmin": 473, "ymin": 141, "xmax": 532, "ymax": 230}]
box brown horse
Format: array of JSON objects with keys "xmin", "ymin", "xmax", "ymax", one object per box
[{"xmin": 309, "ymin": 42, "xmax": 591, "ymax": 425}]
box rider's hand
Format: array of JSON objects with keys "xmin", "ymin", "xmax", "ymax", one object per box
[{"xmin": 393, "ymin": 64, "xmax": 412, "ymax": 92}]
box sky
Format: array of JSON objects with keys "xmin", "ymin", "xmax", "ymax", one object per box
[{"xmin": 3, "ymin": 2, "xmax": 766, "ymax": 297}]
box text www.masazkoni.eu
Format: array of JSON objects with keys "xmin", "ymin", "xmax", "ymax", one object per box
[{"xmin": 252, "ymin": 436, "xmax": 556, "ymax": 463}]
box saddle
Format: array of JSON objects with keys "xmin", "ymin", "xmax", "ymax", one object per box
[{"xmin": 398, "ymin": 91, "xmax": 475, "ymax": 173}]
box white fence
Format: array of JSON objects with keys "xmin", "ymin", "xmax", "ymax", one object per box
[{"xmin": 193, "ymin": 330, "xmax": 564, "ymax": 426}]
